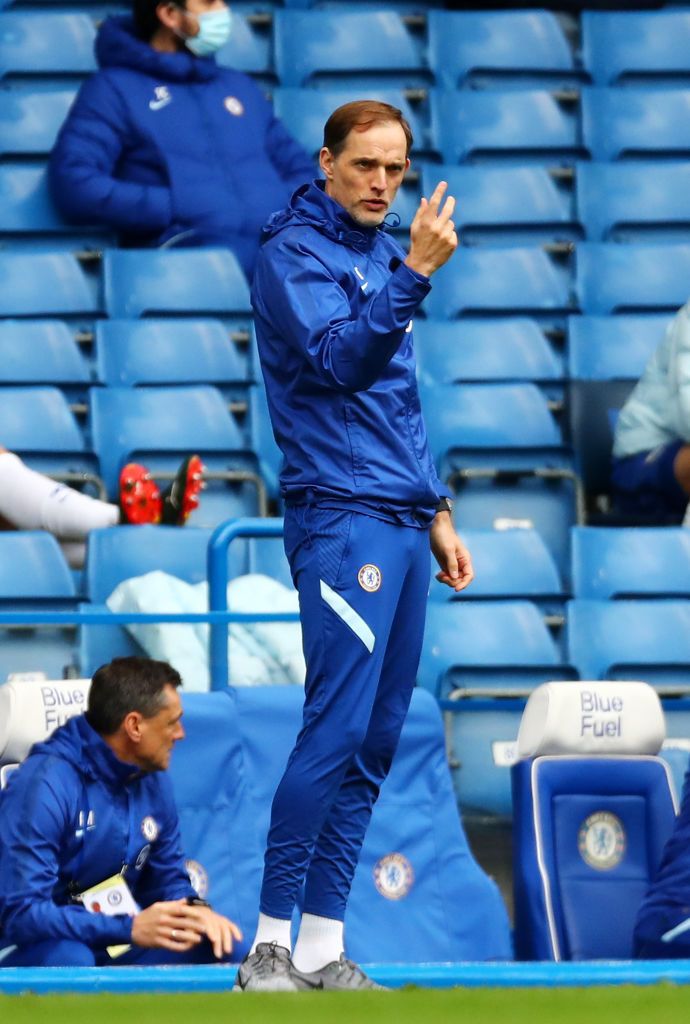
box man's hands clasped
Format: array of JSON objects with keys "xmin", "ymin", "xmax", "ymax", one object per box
[
  {"xmin": 405, "ymin": 180, "xmax": 458, "ymax": 279},
  {"xmin": 131, "ymin": 898, "xmax": 243, "ymax": 959}
]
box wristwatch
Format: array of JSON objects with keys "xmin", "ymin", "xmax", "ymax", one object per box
[{"xmin": 436, "ymin": 497, "xmax": 454, "ymax": 514}]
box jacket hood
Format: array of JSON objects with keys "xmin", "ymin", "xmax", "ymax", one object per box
[
  {"xmin": 30, "ymin": 714, "xmax": 143, "ymax": 787},
  {"xmin": 96, "ymin": 15, "xmax": 219, "ymax": 83},
  {"xmin": 261, "ymin": 180, "xmax": 398, "ymax": 255}
]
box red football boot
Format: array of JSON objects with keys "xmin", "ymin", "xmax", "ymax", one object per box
[
  {"xmin": 161, "ymin": 454, "xmax": 205, "ymax": 526},
  {"xmin": 118, "ymin": 463, "xmax": 163, "ymax": 525}
]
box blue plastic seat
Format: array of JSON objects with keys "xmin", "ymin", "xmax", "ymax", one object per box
[
  {"xmin": 94, "ymin": 319, "xmax": 249, "ymax": 389},
  {"xmin": 103, "ymin": 248, "xmax": 250, "ymax": 319},
  {"xmin": 428, "ymin": 10, "xmax": 579, "ymax": 90},
  {"xmin": 0, "ymin": 531, "xmax": 75, "ymax": 603},
  {"xmin": 414, "ymin": 318, "xmax": 562, "ymax": 386},
  {"xmin": 0, "ymin": 87, "xmax": 76, "ymax": 157},
  {"xmin": 424, "ymin": 246, "xmax": 572, "ymax": 320},
  {"xmin": 0, "ymin": 12, "xmax": 96, "ymax": 80},
  {"xmin": 273, "ymin": 9, "xmax": 427, "ymax": 88},
  {"xmin": 568, "ymin": 314, "xmax": 670, "ymax": 382},
  {"xmin": 0, "ymin": 320, "xmax": 90, "ymax": 386},
  {"xmin": 582, "ymin": 10, "xmax": 690, "ymax": 86},
  {"xmin": 249, "ymin": 375, "xmax": 283, "ymax": 502},
  {"xmin": 567, "ymin": 600, "xmax": 690, "ymax": 684},
  {"xmin": 89, "ymin": 386, "xmax": 262, "ymax": 525},
  {"xmin": 421, "ymin": 164, "xmax": 576, "ymax": 244},
  {"xmin": 429, "ymin": 89, "xmax": 581, "ymax": 164},
  {"xmin": 572, "ymin": 527, "xmax": 690, "ymax": 600},
  {"xmin": 0, "ymin": 386, "xmax": 96, "ymax": 485},
  {"xmin": 575, "ymin": 243, "xmax": 690, "ymax": 315},
  {"xmin": 582, "ymin": 88, "xmax": 690, "ymax": 161},
  {"xmin": 215, "ymin": 7, "xmax": 274, "ymax": 82},
  {"xmin": 428, "ymin": 528, "xmax": 563, "ymax": 605},
  {"xmin": 272, "ymin": 87, "xmax": 425, "ymax": 159},
  {"xmin": 0, "ymin": 252, "xmax": 99, "ymax": 317},
  {"xmin": 577, "ymin": 162, "xmax": 690, "ymax": 242}
]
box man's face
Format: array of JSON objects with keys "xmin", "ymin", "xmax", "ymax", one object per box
[
  {"xmin": 320, "ymin": 121, "xmax": 410, "ymax": 228},
  {"xmin": 134, "ymin": 684, "xmax": 185, "ymax": 772},
  {"xmin": 169, "ymin": 0, "xmax": 227, "ymax": 37}
]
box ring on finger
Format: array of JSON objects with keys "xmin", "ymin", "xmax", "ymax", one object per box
[{"xmin": 171, "ymin": 928, "xmax": 178, "ymax": 940}]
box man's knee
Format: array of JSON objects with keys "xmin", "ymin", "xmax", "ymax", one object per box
[{"xmin": 3, "ymin": 939, "xmax": 96, "ymax": 967}]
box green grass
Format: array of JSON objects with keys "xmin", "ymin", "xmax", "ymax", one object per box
[{"xmin": 2, "ymin": 986, "xmax": 690, "ymax": 1024}]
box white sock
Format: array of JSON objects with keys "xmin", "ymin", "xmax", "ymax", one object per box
[
  {"xmin": 58, "ymin": 541, "xmax": 88, "ymax": 571},
  {"xmin": 250, "ymin": 912, "xmax": 293, "ymax": 955},
  {"xmin": 0, "ymin": 452, "xmax": 118, "ymax": 540},
  {"xmin": 292, "ymin": 914, "xmax": 344, "ymax": 973}
]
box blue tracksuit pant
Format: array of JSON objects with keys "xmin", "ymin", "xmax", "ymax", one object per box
[
  {"xmin": 260, "ymin": 506, "xmax": 430, "ymax": 922},
  {"xmin": 0, "ymin": 936, "xmax": 249, "ymax": 967}
]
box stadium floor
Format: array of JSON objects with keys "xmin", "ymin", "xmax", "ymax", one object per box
[{"xmin": 1, "ymin": 960, "xmax": 690, "ymax": 995}]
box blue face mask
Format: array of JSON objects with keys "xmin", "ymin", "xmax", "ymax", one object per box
[{"xmin": 183, "ymin": 6, "xmax": 232, "ymax": 57}]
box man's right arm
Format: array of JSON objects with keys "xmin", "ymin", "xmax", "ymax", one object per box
[
  {"xmin": 48, "ymin": 75, "xmax": 173, "ymax": 232},
  {"xmin": 0, "ymin": 765, "xmax": 132, "ymax": 947}
]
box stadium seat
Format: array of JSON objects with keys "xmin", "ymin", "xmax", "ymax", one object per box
[
  {"xmin": 0, "ymin": 163, "xmax": 111, "ymax": 247},
  {"xmin": 571, "ymin": 527, "xmax": 690, "ymax": 600},
  {"xmin": 567, "ymin": 314, "xmax": 669, "ymax": 512},
  {"xmin": 512, "ymin": 680, "xmax": 677, "ymax": 959},
  {"xmin": 414, "ymin": 318, "xmax": 562, "ymax": 385},
  {"xmin": 94, "ymin": 319, "xmax": 249, "ymax": 391},
  {"xmin": 0, "ymin": 12, "xmax": 96, "ymax": 80},
  {"xmin": 0, "ymin": 87, "xmax": 76, "ymax": 157},
  {"xmin": 567, "ymin": 599, "xmax": 690, "ymax": 684},
  {"xmin": 576, "ymin": 162, "xmax": 690, "ymax": 242},
  {"xmin": 575, "ymin": 243, "xmax": 690, "ymax": 315},
  {"xmin": 273, "ymin": 9, "xmax": 427, "ymax": 88},
  {"xmin": 89, "ymin": 386, "xmax": 263, "ymax": 525},
  {"xmin": 272, "ymin": 87, "xmax": 425, "ymax": 160},
  {"xmin": 0, "ymin": 531, "xmax": 75, "ymax": 603},
  {"xmin": 582, "ymin": 10, "xmax": 690, "ymax": 86},
  {"xmin": 428, "ymin": 10, "xmax": 580, "ymax": 90},
  {"xmin": 418, "ymin": 600, "xmax": 569, "ymax": 699},
  {"xmin": 215, "ymin": 7, "xmax": 274, "ymax": 83},
  {"xmin": 0, "ymin": 319, "xmax": 90, "ymax": 386},
  {"xmin": 249, "ymin": 374, "xmax": 283, "ymax": 502},
  {"xmin": 429, "ymin": 89, "xmax": 582, "ymax": 164},
  {"xmin": 423, "ymin": 247, "xmax": 572, "ymax": 319},
  {"xmin": 581, "ymin": 88, "xmax": 690, "ymax": 161},
  {"xmin": 427, "ymin": 528, "xmax": 563, "ymax": 607},
  {"xmin": 102, "ymin": 248, "xmax": 250, "ymax": 319},
  {"xmin": 0, "ymin": 385, "xmax": 97, "ymax": 485},
  {"xmin": 0, "ymin": 251, "xmax": 99, "ymax": 317},
  {"xmin": 420, "ymin": 164, "xmax": 577, "ymax": 244}
]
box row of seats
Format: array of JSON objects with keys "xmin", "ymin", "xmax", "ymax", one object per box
[
  {"xmin": 1, "ymin": 244, "xmax": 689, "ymax": 319},
  {"xmin": 5, "ymin": 160, "xmax": 690, "ymax": 247},
  {"xmin": 8, "ymin": 85, "xmax": 690, "ymax": 164},
  {"xmin": 4, "ymin": 10, "xmax": 690, "ymax": 90}
]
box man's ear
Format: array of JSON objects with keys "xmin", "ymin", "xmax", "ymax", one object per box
[
  {"xmin": 156, "ymin": 1, "xmax": 182, "ymax": 30},
  {"xmin": 122, "ymin": 710, "xmax": 144, "ymax": 744},
  {"xmin": 319, "ymin": 146, "xmax": 334, "ymax": 181}
]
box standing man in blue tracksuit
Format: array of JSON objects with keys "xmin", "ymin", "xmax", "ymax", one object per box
[
  {"xmin": 0, "ymin": 657, "xmax": 244, "ymax": 967},
  {"xmin": 237, "ymin": 100, "xmax": 474, "ymax": 992}
]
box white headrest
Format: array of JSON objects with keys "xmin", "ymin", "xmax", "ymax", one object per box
[
  {"xmin": 516, "ymin": 681, "xmax": 665, "ymax": 760},
  {"xmin": 0, "ymin": 678, "xmax": 91, "ymax": 765}
]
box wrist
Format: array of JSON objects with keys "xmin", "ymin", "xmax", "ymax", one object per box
[
  {"xmin": 404, "ymin": 254, "xmax": 433, "ymax": 279},
  {"xmin": 436, "ymin": 497, "xmax": 453, "ymax": 515}
]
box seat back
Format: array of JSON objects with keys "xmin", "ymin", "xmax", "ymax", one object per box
[
  {"xmin": 575, "ymin": 242, "xmax": 690, "ymax": 315},
  {"xmin": 0, "ymin": 252, "xmax": 98, "ymax": 316},
  {"xmin": 582, "ymin": 10, "xmax": 690, "ymax": 86},
  {"xmin": 0, "ymin": 12, "xmax": 96, "ymax": 80},
  {"xmin": 0, "ymin": 319, "xmax": 90, "ymax": 384},
  {"xmin": 428, "ymin": 10, "xmax": 578, "ymax": 90},
  {"xmin": 576, "ymin": 162, "xmax": 690, "ymax": 242},
  {"xmin": 572, "ymin": 526, "xmax": 690, "ymax": 600},
  {"xmin": 0, "ymin": 87, "xmax": 76, "ymax": 157},
  {"xmin": 512, "ymin": 680, "xmax": 677, "ymax": 960},
  {"xmin": 582, "ymin": 88, "xmax": 690, "ymax": 161},
  {"xmin": 0, "ymin": 531, "xmax": 75, "ymax": 602}
]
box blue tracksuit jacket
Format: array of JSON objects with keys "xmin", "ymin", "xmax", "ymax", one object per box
[
  {"xmin": 251, "ymin": 180, "xmax": 449, "ymax": 520},
  {"xmin": 48, "ymin": 16, "xmax": 315, "ymax": 278},
  {"xmin": 0, "ymin": 715, "xmax": 195, "ymax": 948}
]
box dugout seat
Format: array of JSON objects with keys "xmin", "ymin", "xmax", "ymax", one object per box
[
  {"xmin": 216, "ymin": 8, "xmax": 274, "ymax": 84},
  {"xmin": 581, "ymin": 88, "xmax": 690, "ymax": 161},
  {"xmin": 0, "ymin": 12, "xmax": 96, "ymax": 81},
  {"xmin": 575, "ymin": 243, "xmax": 690, "ymax": 315},
  {"xmin": 0, "ymin": 319, "xmax": 90, "ymax": 388},
  {"xmin": 571, "ymin": 526, "xmax": 690, "ymax": 600},
  {"xmin": 512, "ymin": 680, "xmax": 677, "ymax": 959},
  {"xmin": 0, "ymin": 87, "xmax": 76, "ymax": 158},
  {"xmin": 0, "ymin": 163, "xmax": 111, "ymax": 249},
  {"xmin": 576, "ymin": 162, "xmax": 690, "ymax": 242},
  {"xmin": 582, "ymin": 10, "xmax": 690, "ymax": 86},
  {"xmin": 0, "ymin": 252, "xmax": 99, "ymax": 317}
]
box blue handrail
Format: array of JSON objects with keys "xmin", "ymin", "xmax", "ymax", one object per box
[{"xmin": 208, "ymin": 517, "xmax": 296, "ymax": 689}]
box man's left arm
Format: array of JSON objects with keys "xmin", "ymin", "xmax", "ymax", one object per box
[{"xmin": 430, "ymin": 509, "xmax": 474, "ymax": 592}]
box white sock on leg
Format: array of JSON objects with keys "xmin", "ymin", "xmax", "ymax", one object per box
[
  {"xmin": 292, "ymin": 913, "xmax": 344, "ymax": 973},
  {"xmin": 250, "ymin": 912, "xmax": 293, "ymax": 955},
  {"xmin": 0, "ymin": 452, "xmax": 118, "ymax": 539}
]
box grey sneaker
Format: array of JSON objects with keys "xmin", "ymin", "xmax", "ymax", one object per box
[
  {"xmin": 234, "ymin": 942, "xmax": 320, "ymax": 992},
  {"xmin": 300, "ymin": 954, "xmax": 386, "ymax": 991}
]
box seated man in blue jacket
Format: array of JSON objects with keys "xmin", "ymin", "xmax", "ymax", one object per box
[
  {"xmin": 0, "ymin": 657, "xmax": 244, "ymax": 967},
  {"xmin": 48, "ymin": 0, "xmax": 314, "ymax": 280}
]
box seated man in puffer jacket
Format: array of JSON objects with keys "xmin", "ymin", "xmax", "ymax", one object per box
[{"xmin": 48, "ymin": 0, "xmax": 314, "ymax": 280}]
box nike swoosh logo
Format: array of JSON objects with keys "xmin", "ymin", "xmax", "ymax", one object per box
[{"xmin": 149, "ymin": 98, "xmax": 170, "ymax": 111}]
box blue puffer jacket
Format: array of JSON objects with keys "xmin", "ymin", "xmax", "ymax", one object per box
[
  {"xmin": 48, "ymin": 16, "xmax": 315, "ymax": 279},
  {"xmin": 251, "ymin": 181, "xmax": 449, "ymax": 522},
  {"xmin": 0, "ymin": 715, "xmax": 194, "ymax": 948}
]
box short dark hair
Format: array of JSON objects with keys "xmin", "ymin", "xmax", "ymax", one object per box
[
  {"xmin": 323, "ymin": 100, "xmax": 413, "ymax": 159},
  {"xmin": 132, "ymin": 0, "xmax": 179, "ymax": 41},
  {"xmin": 86, "ymin": 657, "xmax": 182, "ymax": 736}
]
